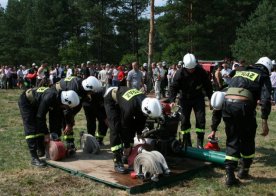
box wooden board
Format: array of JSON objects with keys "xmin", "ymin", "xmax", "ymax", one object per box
[{"xmin": 46, "ymin": 145, "xmax": 211, "ymax": 194}]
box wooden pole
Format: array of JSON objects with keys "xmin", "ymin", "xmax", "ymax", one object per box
[{"xmin": 148, "ymin": 0, "xmax": 154, "ymax": 73}]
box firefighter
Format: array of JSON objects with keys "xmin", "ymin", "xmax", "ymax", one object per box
[
  {"xmin": 18, "ymin": 87, "xmax": 79, "ymax": 167},
  {"xmin": 208, "ymin": 57, "xmax": 272, "ymax": 187},
  {"xmin": 169, "ymin": 53, "xmax": 213, "ymax": 148},
  {"xmin": 53, "ymin": 76, "xmax": 105, "ymax": 152},
  {"xmin": 104, "ymin": 86, "xmax": 162, "ymax": 173}
]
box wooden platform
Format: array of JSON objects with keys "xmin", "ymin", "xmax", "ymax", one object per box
[{"xmin": 46, "ymin": 145, "xmax": 210, "ymax": 194}]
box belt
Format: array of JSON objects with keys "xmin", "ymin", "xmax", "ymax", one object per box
[
  {"xmin": 25, "ymin": 89, "xmax": 34, "ymax": 103},
  {"xmin": 225, "ymin": 98, "xmax": 249, "ymax": 103},
  {"xmin": 226, "ymin": 87, "xmax": 253, "ymax": 100}
]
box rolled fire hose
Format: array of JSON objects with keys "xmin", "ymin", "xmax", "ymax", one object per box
[
  {"xmin": 80, "ymin": 133, "xmax": 100, "ymax": 154},
  {"xmin": 134, "ymin": 148, "xmax": 170, "ymax": 181}
]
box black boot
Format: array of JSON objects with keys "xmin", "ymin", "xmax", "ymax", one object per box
[
  {"xmin": 196, "ymin": 132, "xmax": 205, "ymax": 149},
  {"xmin": 30, "ymin": 150, "xmax": 46, "ymax": 167},
  {"xmin": 183, "ymin": 133, "xmax": 192, "ymax": 150},
  {"xmin": 225, "ymin": 167, "xmax": 240, "ymax": 187},
  {"xmin": 237, "ymin": 167, "xmax": 249, "ymax": 179},
  {"xmin": 113, "ymin": 150, "xmax": 127, "ymax": 174},
  {"xmin": 37, "ymin": 137, "xmax": 45, "ymax": 157}
]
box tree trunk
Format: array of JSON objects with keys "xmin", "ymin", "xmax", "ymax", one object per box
[{"xmin": 148, "ymin": 0, "xmax": 154, "ymax": 72}]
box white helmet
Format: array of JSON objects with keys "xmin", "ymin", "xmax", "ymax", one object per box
[
  {"xmin": 183, "ymin": 53, "xmax": 197, "ymax": 69},
  {"xmin": 211, "ymin": 91, "xmax": 226, "ymax": 110},
  {"xmin": 255, "ymin": 57, "xmax": 272, "ymax": 74},
  {"xmin": 61, "ymin": 90, "xmax": 80, "ymax": 108},
  {"xmin": 178, "ymin": 61, "xmax": 183, "ymax": 66},
  {"xmin": 272, "ymin": 60, "xmax": 276, "ymax": 65},
  {"xmin": 82, "ymin": 76, "xmax": 102, "ymax": 92},
  {"xmin": 143, "ymin": 63, "xmax": 148, "ymax": 67},
  {"xmin": 141, "ymin": 98, "xmax": 162, "ymax": 118}
]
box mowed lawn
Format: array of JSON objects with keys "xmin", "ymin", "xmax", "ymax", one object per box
[{"xmin": 0, "ymin": 89, "xmax": 275, "ymax": 196}]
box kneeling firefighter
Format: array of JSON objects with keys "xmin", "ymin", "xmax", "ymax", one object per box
[
  {"xmin": 53, "ymin": 76, "xmax": 104, "ymax": 153},
  {"xmin": 169, "ymin": 53, "xmax": 213, "ymax": 148},
  {"xmin": 208, "ymin": 57, "xmax": 272, "ymax": 187},
  {"xmin": 104, "ymin": 86, "xmax": 162, "ymax": 173},
  {"xmin": 18, "ymin": 87, "xmax": 79, "ymax": 167}
]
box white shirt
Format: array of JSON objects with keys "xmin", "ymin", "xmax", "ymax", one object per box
[{"xmin": 66, "ymin": 68, "xmax": 73, "ymax": 78}]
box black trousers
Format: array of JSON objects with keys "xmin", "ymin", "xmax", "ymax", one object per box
[
  {"xmin": 180, "ymin": 96, "xmax": 206, "ymax": 131},
  {"xmin": 83, "ymin": 104, "xmax": 108, "ymax": 139},
  {"xmin": 18, "ymin": 93, "xmax": 45, "ymax": 158},
  {"xmin": 222, "ymin": 100, "xmax": 257, "ymax": 169}
]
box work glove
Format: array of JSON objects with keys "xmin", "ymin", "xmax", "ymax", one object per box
[{"xmin": 260, "ymin": 119, "xmax": 269, "ymax": 136}]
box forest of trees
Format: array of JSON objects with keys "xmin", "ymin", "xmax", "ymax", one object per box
[{"xmin": 0, "ymin": 0, "xmax": 275, "ymax": 66}]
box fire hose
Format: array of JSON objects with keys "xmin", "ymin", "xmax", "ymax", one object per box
[{"xmin": 133, "ymin": 147, "xmax": 170, "ymax": 181}]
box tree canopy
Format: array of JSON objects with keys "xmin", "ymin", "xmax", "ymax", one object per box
[{"xmin": 0, "ymin": 0, "xmax": 274, "ymax": 66}]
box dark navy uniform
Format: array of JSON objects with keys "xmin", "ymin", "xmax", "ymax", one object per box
[
  {"xmin": 104, "ymin": 87, "xmax": 147, "ymax": 151},
  {"xmin": 55, "ymin": 76, "xmax": 107, "ymax": 144},
  {"xmin": 223, "ymin": 65, "xmax": 271, "ymax": 172},
  {"xmin": 169, "ymin": 65, "xmax": 213, "ymax": 148},
  {"xmin": 18, "ymin": 87, "xmax": 61, "ymax": 166}
]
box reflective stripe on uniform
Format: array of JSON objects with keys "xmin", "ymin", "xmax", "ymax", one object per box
[
  {"xmin": 122, "ymin": 89, "xmax": 143, "ymax": 101},
  {"xmin": 195, "ymin": 128, "xmax": 205, "ymax": 133},
  {"xmin": 25, "ymin": 133, "xmax": 44, "ymax": 140},
  {"xmin": 63, "ymin": 135, "xmax": 74, "ymax": 140},
  {"xmin": 233, "ymin": 71, "xmax": 259, "ymax": 81},
  {"xmin": 225, "ymin": 155, "xmax": 239, "ymax": 161},
  {"xmin": 96, "ymin": 132, "xmax": 104, "ymax": 138},
  {"xmin": 180, "ymin": 129, "xmax": 191, "ymax": 135},
  {"xmin": 111, "ymin": 144, "xmax": 123, "ymax": 152},
  {"xmin": 241, "ymin": 153, "xmax": 255, "ymax": 159}
]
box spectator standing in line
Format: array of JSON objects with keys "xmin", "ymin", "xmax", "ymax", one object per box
[
  {"xmin": 152, "ymin": 62, "xmax": 161, "ymax": 99},
  {"xmin": 4, "ymin": 65, "xmax": 12, "ymax": 89},
  {"xmin": 66, "ymin": 64, "xmax": 73, "ymax": 78},
  {"xmin": 213, "ymin": 64, "xmax": 224, "ymax": 91},
  {"xmin": 160, "ymin": 61, "xmax": 168, "ymax": 98},
  {"xmin": 126, "ymin": 62, "xmax": 144, "ymax": 90},
  {"xmin": 112, "ymin": 65, "xmax": 119, "ymax": 87},
  {"xmin": 117, "ymin": 65, "xmax": 126, "ymax": 86},
  {"xmin": 221, "ymin": 63, "xmax": 232, "ymax": 86},
  {"xmin": 106, "ymin": 64, "xmax": 113, "ymax": 88},
  {"xmin": 17, "ymin": 65, "xmax": 25, "ymax": 89},
  {"xmin": 36, "ymin": 62, "xmax": 48, "ymax": 87},
  {"xmin": 98, "ymin": 64, "xmax": 108, "ymax": 88}
]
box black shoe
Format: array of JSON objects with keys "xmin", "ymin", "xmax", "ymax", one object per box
[
  {"xmin": 114, "ymin": 162, "xmax": 128, "ymax": 174},
  {"xmin": 237, "ymin": 168, "xmax": 249, "ymax": 179},
  {"xmin": 225, "ymin": 170, "xmax": 240, "ymax": 187},
  {"xmin": 31, "ymin": 158, "xmax": 47, "ymax": 167}
]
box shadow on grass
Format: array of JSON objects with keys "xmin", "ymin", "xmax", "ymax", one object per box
[{"xmin": 255, "ymin": 147, "xmax": 276, "ymax": 167}]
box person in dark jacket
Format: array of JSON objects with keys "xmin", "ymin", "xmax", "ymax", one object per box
[
  {"xmin": 104, "ymin": 86, "xmax": 162, "ymax": 173},
  {"xmin": 169, "ymin": 53, "xmax": 213, "ymax": 148},
  {"xmin": 208, "ymin": 56, "xmax": 272, "ymax": 187},
  {"xmin": 53, "ymin": 76, "xmax": 106, "ymax": 151},
  {"xmin": 18, "ymin": 87, "xmax": 79, "ymax": 167}
]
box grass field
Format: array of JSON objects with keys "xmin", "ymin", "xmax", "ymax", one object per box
[{"xmin": 0, "ymin": 89, "xmax": 275, "ymax": 196}]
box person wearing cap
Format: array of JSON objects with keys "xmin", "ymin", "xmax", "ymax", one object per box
[
  {"xmin": 18, "ymin": 87, "xmax": 79, "ymax": 167},
  {"xmin": 169, "ymin": 53, "xmax": 213, "ymax": 149},
  {"xmin": 208, "ymin": 57, "xmax": 272, "ymax": 187},
  {"xmin": 104, "ymin": 86, "xmax": 162, "ymax": 173}
]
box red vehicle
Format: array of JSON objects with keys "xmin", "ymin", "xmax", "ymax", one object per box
[{"xmin": 198, "ymin": 60, "xmax": 223, "ymax": 80}]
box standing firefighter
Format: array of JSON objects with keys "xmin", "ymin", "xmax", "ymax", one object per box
[
  {"xmin": 18, "ymin": 87, "xmax": 79, "ymax": 167},
  {"xmin": 54, "ymin": 76, "xmax": 106, "ymax": 151},
  {"xmin": 104, "ymin": 86, "xmax": 162, "ymax": 173},
  {"xmin": 169, "ymin": 53, "xmax": 213, "ymax": 148},
  {"xmin": 208, "ymin": 57, "xmax": 272, "ymax": 187}
]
